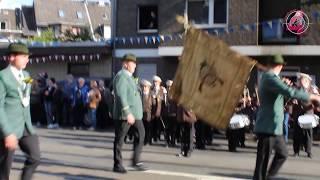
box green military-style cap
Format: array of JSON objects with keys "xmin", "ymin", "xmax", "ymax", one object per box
[
  {"xmin": 7, "ymin": 42, "xmax": 30, "ymax": 55},
  {"xmin": 266, "ymin": 54, "xmax": 286, "ymax": 65},
  {"xmin": 122, "ymin": 53, "xmax": 136, "ymax": 62},
  {"xmin": 271, "ymin": 54, "xmax": 286, "ymax": 65}
]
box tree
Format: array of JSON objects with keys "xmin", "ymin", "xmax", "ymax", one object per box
[
  {"xmin": 32, "ymin": 28, "xmax": 56, "ymax": 42},
  {"xmin": 62, "ymin": 27, "xmax": 92, "ymax": 41}
]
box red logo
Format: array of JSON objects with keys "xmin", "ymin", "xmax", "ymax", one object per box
[{"xmin": 285, "ymin": 10, "xmax": 309, "ymax": 35}]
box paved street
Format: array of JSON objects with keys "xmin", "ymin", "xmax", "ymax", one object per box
[{"xmin": 10, "ymin": 128, "xmax": 320, "ymax": 180}]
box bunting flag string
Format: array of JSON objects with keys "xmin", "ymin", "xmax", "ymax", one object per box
[{"xmin": 1, "ymin": 9, "xmax": 320, "ymax": 63}]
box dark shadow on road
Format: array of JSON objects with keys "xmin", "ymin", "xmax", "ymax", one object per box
[
  {"xmin": 12, "ymin": 167, "xmax": 116, "ymax": 180},
  {"xmin": 211, "ymin": 172, "xmax": 296, "ymax": 180},
  {"xmin": 41, "ymin": 135, "xmax": 114, "ymax": 143},
  {"xmin": 210, "ymin": 172, "xmax": 252, "ymax": 179},
  {"xmin": 47, "ymin": 130, "xmax": 115, "ymax": 139}
]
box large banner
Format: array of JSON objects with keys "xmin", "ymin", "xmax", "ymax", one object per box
[{"xmin": 171, "ymin": 28, "xmax": 256, "ymax": 129}]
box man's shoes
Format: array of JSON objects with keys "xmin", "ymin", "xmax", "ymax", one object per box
[
  {"xmin": 307, "ymin": 153, "xmax": 312, "ymax": 159},
  {"xmin": 293, "ymin": 153, "xmax": 299, "ymax": 157},
  {"xmin": 113, "ymin": 165, "xmax": 127, "ymax": 174},
  {"xmin": 132, "ymin": 162, "xmax": 148, "ymax": 171}
]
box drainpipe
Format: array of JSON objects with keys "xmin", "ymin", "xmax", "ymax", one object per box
[
  {"xmin": 111, "ymin": 0, "xmax": 117, "ymax": 79},
  {"xmin": 83, "ymin": 0, "xmax": 96, "ymax": 41}
]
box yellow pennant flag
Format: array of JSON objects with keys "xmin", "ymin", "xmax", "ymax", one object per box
[{"xmin": 171, "ymin": 28, "xmax": 256, "ymax": 129}]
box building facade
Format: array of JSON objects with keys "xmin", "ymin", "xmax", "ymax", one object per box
[{"xmin": 112, "ymin": 0, "xmax": 320, "ymax": 89}]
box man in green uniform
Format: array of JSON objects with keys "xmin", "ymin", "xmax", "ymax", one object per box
[
  {"xmin": 253, "ymin": 54, "xmax": 320, "ymax": 180},
  {"xmin": 113, "ymin": 54, "xmax": 146, "ymax": 173},
  {"xmin": 0, "ymin": 43, "xmax": 40, "ymax": 180}
]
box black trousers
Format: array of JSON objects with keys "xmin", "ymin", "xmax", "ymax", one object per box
[
  {"xmin": 143, "ymin": 120, "xmax": 152, "ymax": 145},
  {"xmin": 195, "ymin": 121, "xmax": 206, "ymax": 149},
  {"xmin": 253, "ymin": 134, "xmax": 288, "ymax": 180},
  {"xmin": 73, "ymin": 104, "xmax": 86, "ymax": 128},
  {"xmin": 151, "ymin": 117, "xmax": 162, "ymax": 141},
  {"xmin": 0, "ymin": 129, "xmax": 41, "ymax": 180},
  {"xmin": 166, "ymin": 116, "xmax": 177, "ymax": 146},
  {"xmin": 180, "ymin": 122, "xmax": 194, "ymax": 155},
  {"xmin": 293, "ymin": 123, "xmax": 312, "ymax": 154},
  {"xmin": 113, "ymin": 120, "xmax": 145, "ymax": 167},
  {"xmin": 226, "ymin": 128, "xmax": 240, "ymax": 151}
]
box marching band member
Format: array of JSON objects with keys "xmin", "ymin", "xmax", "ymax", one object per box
[
  {"xmin": 151, "ymin": 75, "xmax": 167, "ymax": 144},
  {"xmin": 140, "ymin": 80, "xmax": 153, "ymax": 145},
  {"xmin": 291, "ymin": 73, "xmax": 318, "ymax": 158}
]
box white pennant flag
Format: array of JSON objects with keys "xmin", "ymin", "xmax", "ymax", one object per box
[
  {"xmin": 152, "ymin": 36, "xmax": 156, "ymax": 44},
  {"xmin": 137, "ymin": 37, "xmax": 141, "ymax": 44},
  {"xmin": 130, "ymin": 37, "xmax": 134, "ymax": 44},
  {"xmin": 243, "ymin": 24, "xmax": 250, "ymax": 31},
  {"xmin": 144, "ymin": 37, "xmax": 148, "ymax": 44},
  {"xmin": 122, "ymin": 38, "xmax": 126, "ymax": 44},
  {"xmin": 267, "ymin": 21, "xmax": 273, "ymax": 29},
  {"xmin": 160, "ymin": 35, "xmax": 165, "ymax": 41},
  {"xmin": 224, "ymin": 28, "xmax": 229, "ymax": 34},
  {"xmin": 214, "ymin": 30, "xmax": 219, "ymax": 36}
]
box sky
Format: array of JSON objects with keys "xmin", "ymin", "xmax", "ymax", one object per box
[
  {"xmin": 0, "ymin": 0, "xmax": 33, "ymax": 9},
  {"xmin": 0, "ymin": 0, "xmax": 110, "ymax": 9}
]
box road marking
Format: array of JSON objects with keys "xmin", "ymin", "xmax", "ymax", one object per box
[{"xmin": 143, "ymin": 169, "xmax": 249, "ymax": 180}]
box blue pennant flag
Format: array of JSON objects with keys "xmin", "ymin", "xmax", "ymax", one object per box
[
  {"xmin": 157, "ymin": 36, "xmax": 161, "ymax": 43},
  {"xmin": 250, "ymin": 23, "xmax": 257, "ymax": 31},
  {"xmin": 137, "ymin": 37, "xmax": 141, "ymax": 44}
]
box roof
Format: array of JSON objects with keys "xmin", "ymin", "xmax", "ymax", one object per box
[
  {"xmin": 34, "ymin": 0, "xmax": 111, "ymax": 27},
  {"xmin": 21, "ymin": 6, "xmax": 37, "ymax": 36}
]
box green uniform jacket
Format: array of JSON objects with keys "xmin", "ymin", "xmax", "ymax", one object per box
[
  {"xmin": 255, "ymin": 71, "xmax": 310, "ymax": 135},
  {"xmin": 113, "ymin": 69, "xmax": 143, "ymax": 120},
  {"xmin": 0, "ymin": 67, "xmax": 35, "ymax": 139}
]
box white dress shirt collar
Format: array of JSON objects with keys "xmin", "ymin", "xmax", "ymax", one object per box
[{"xmin": 9, "ymin": 65, "xmax": 24, "ymax": 82}]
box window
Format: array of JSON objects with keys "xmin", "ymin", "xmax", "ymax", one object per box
[
  {"xmin": 137, "ymin": 64, "xmax": 157, "ymax": 83},
  {"xmin": 188, "ymin": 0, "xmax": 228, "ymax": 28},
  {"xmin": 259, "ymin": 0, "xmax": 299, "ymax": 44},
  {"xmin": 77, "ymin": 11, "xmax": 83, "ymax": 19},
  {"xmin": 0, "ymin": 22, "xmax": 6, "ymax": 30},
  {"xmin": 138, "ymin": 5, "xmax": 158, "ymax": 33},
  {"xmin": 68, "ymin": 63, "xmax": 90, "ymax": 77},
  {"xmin": 58, "ymin": 10, "xmax": 64, "ymax": 18}
]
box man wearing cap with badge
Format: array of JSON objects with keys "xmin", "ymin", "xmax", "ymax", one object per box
[
  {"xmin": 253, "ymin": 54, "xmax": 320, "ymax": 180},
  {"xmin": 163, "ymin": 80, "xmax": 178, "ymax": 147},
  {"xmin": 0, "ymin": 43, "xmax": 40, "ymax": 180},
  {"xmin": 151, "ymin": 75, "xmax": 167, "ymax": 144},
  {"xmin": 112, "ymin": 53, "xmax": 146, "ymax": 173},
  {"xmin": 140, "ymin": 79, "xmax": 153, "ymax": 145},
  {"xmin": 291, "ymin": 73, "xmax": 317, "ymax": 158}
]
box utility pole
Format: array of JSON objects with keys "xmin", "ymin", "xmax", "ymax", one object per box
[{"xmin": 83, "ymin": 0, "xmax": 96, "ymax": 41}]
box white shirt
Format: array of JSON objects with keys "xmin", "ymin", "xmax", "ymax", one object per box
[
  {"xmin": 123, "ymin": 68, "xmax": 133, "ymax": 77},
  {"xmin": 9, "ymin": 65, "xmax": 26, "ymax": 89}
]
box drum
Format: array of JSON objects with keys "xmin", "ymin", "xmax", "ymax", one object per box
[
  {"xmin": 229, "ymin": 114, "xmax": 250, "ymax": 129},
  {"xmin": 298, "ymin": 114, "xmax": 319, "ymax": 129}
]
